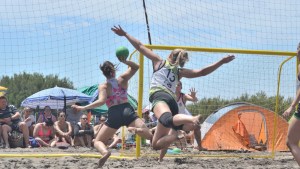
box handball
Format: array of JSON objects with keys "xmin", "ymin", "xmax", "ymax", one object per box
[{"xmin": 116, "ymin": 46, "xmax": 129, "ymax": 60}]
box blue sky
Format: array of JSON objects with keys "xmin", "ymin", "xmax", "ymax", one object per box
[{"xmin": 0, "ymin": 0, "xmax": 299, "ymax": 106}]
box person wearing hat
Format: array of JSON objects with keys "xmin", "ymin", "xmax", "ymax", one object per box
[{"xmin": 0, "ymin": 96, "xmax": 30, "ymax": 148}]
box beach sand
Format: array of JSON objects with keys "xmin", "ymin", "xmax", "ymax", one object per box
[{"xmin": 0, "ymin": 147, "xmax": 298, "ymax": 169}]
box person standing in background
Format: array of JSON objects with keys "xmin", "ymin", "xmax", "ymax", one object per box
[{"xmin": 283, "ymin": 43, "xmax": 300, "ymax": 166}]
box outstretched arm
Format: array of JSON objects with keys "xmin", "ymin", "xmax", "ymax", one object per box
[
  {"xmin": 180, "ymin": 55, "xmax": 235, "ymax": 78},
  {"xmin": 111, "ymin": 25, "xmax": 162, "ymax": 67},
  {"xmin": 184, "ymin": 88, "xmax": 198, "ymax": 103},
  {"xmin": 71, "ymin": 84, "xmax": 107, "ymax": 112}
]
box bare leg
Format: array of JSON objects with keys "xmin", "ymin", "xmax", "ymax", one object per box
[
  {"xmin": 94, "ymin": 124, "xmax": 117, "ymax": 168},
  {"xmin": 152, "ymin": 122, "xmax": 177, "ymax": 150},
  {"xmin": 158, "ymin": 129, "xmax": 178, "ymax": 162},
  {"xmin": 286, "ymin": 116, "xmax": 300, "ymax": 166},
  {"xmin": 108, "ymin": 135, "xmax": 121, "ymax": 148},
  {"xmin": 19, "ymin": 122, "xmax": 30, "ymax": 147},
  {"xmin": 35, "ymin": 137, "xmax": 50, "ymax": 147},
  {"xmin": 128, "ymin": 118, "xmax": 153, "ymax": 140},
  {"xmin": 193, "ymin": 125, "xmax": 206, "ymax": 150},
  {"xmin": 2, "ymin": 125, "xmax": 12, "ymax": 148},
  {"xmin": 29, "ymin": 125, "xmax": 34, "ymax": 137},
  {"xmin": 0, "ymin": 125, "xmax": 3, "ymax": 145},
  {"xmin": 76, "ymin": 136, "xmax": 86, "ymax": 147},
  {"xmin": 64, "ymin": 135, "xmax": 72, "ymax": 145},
  {"xmin": 159, "ymin": 148, "xmax": 168, "ymax": 162},
  {"xmin": 85, "ymin": 135, "xmax": 92, "ymax": 148},
  {"xmin": 151, "ymin": 102, "xmax": 182, "ymax": 150},
  {"xmin": 50, "ymin": 139, "xmax": 57, "ymax": 147},
  {"xmin": 173, "ymin": 114, "xmax": 202, "ymax": 126}
]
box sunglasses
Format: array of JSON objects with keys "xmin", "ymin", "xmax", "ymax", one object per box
[
  {"xmin": 59, "ymin": 115, "xmax": 65, "ymax": 117},
  {"xmin": 81, "ymin": 118, "xmax": 88, "ymax": 120}
]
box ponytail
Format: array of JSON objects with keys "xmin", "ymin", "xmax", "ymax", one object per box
[{"xmin": 171, "ymin": 49, "xmax": 189, "ymax": 67}]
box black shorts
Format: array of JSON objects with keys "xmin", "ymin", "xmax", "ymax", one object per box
[
  {"xmin": 105, "ymin": 103, "xmax": 138, "ymax": 129},
  {"xmin": 149, "ymin": 91, "xmax": 179, "ymax": 116}
]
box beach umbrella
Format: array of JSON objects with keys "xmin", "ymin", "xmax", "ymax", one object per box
[
  {"xmin": 0, "ymin": 86, "xmax": 8, "ymax": 96},
  {"xmin": 78, "ymin": 84, "xmax": 138, "ymax": 115},
  {"xmin": 21, "ymin": 86, "xmax": 92, "ymax": 113}
]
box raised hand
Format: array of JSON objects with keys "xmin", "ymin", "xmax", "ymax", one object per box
[
  {"xmin": 221, "ymin": 55, "xmax": 235, "ymax": 63},
  {"xmin": 111, "ymin": 25, "xmax": 126, "ymax": 36},
  {"xmin": 189, "ymin": 88, "xmax": 197, "ymax": 98},
  {"xmin": 283, "ymin": 106, "xmax": 294, "ymax": 117},
  {"xmin": 117, "ymin": 55, "xmax": 127, "ymax": 63}
]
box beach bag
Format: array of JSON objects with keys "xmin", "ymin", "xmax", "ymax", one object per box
[
  {"xmin": 8, "ymin": 130, "xmax": 24, "ymax": 148},
  {"xmin": 29, "ymin": 137, "xmax": 40, "ymax": 148}
]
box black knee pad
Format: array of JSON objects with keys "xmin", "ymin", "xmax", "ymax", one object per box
[{"xmin": 159, "ymin": 112, "xmax": 174, "ymax": 128}]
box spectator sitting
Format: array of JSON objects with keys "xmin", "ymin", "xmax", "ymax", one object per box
[
  {"xmin": 37, "ymin": 106, "xmax": 57, "ymax": 124},
  {"xmin": 142, "ymin": 110, "xmax": 152, "ymax": 123},
  {"xmin": 0, "ymin": 96, "xmax": 30, "ymax": 148},
  {"xmin": 149, "ymin": 111, "xmax": 157, "ymax": 124},
  {"xmin": 33, "ymin": 117, "xmax": 56, "ymax": 147},
  {"xmin": 22, "ymin": 107, "xmax": 35, "ymax": 137},
  {"xmin": 142, "ymin": 110, "xmax": 157, "ymax": 129},
  {"xmin": 73, "ymin": 114, "xmax": 93, "ymax": 147},
  {"xmin": 66, "ymin": 103, "xmax": 83, "ymax": 130},
  {"xmin": 54, "ymin": 111, "xmax": 73, "ymax": 146},
  {"xmin": 94, "ymin": 116, "xmax": 121, "ymax": 149}
]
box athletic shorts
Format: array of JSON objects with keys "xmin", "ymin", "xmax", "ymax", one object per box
[
  {"xmin": 149, "ymin": 91, "xmax": 179, "ymax": 116},
  {"xmin": 105, "ymin": 103, "xmax": 138, "ymax": 129}
]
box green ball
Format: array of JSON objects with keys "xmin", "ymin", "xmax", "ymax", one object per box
[{"xmin": 116, "ymin": 46, "xmax": 129, "ymax": 60}]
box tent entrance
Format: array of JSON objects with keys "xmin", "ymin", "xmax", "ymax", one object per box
[{"xmin": 238, "ymin": 110, "xmax": 267, "ymax": 149}]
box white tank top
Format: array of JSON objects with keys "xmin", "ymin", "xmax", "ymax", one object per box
[
  {"xmin": 150, "ymin": 60, "xmax": 179, "ymax": 97},
  {"xmin": 177, "ymin": 93, "xmax": 191, "ymax": 115}
]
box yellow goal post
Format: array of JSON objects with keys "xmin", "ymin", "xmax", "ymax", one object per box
[{"xmin": 135, "ymin": 45, "xmax": 296, "ymax": 158}]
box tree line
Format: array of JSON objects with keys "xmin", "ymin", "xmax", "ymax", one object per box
[
  {"xmin": 0, "ymin": 72, "xmax": 295, "ymax": 121},
  {"xmin": 187, "ymin": 91, "xmax": 294, "ymax": 121},
  {"xmin": 0, "ymin": 72, "xmax": 74, "ymax": 107}
]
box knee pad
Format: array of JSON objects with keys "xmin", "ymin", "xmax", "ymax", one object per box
[{"xmin": 158, "ymin": 112, "xmax": 173, "ymax": 128}]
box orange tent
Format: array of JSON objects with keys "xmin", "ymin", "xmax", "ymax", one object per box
[{"xmin": 201, "ymin": 102, "xmax": 288, "ymax": 151}]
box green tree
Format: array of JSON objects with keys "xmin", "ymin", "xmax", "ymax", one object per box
[
  {"xmin": 0, "ymin": 72, "xmax": 74, "ymax": 107},
  {"xmin": 187, "ymin": 91, "xmax": 293, "ymax": 122}
]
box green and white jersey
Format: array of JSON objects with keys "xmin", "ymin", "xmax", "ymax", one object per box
[{"xmin": 150, "ymin": 60, "xmax": 179, "ymax": 98}]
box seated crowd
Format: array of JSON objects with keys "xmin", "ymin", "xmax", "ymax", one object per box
[
  {"xmin": 0, "ymin": 95, "xmax": 199, "ymax": 150},
  {"xmin": 0, "ymin": 95, "xmax": 128, "ymax": 149}
]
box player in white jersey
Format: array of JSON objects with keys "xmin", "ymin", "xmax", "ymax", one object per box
[
  {"xmin": 175, "ymin": 81, "xmax": 206, "ymax": 151},
  {"xmin": 283, "ymin": 43, "xmax": 300, "ymax": 166},
  {"xmin": 112, "ymin": 25, "xmax": 235, "ymax": 161}
]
